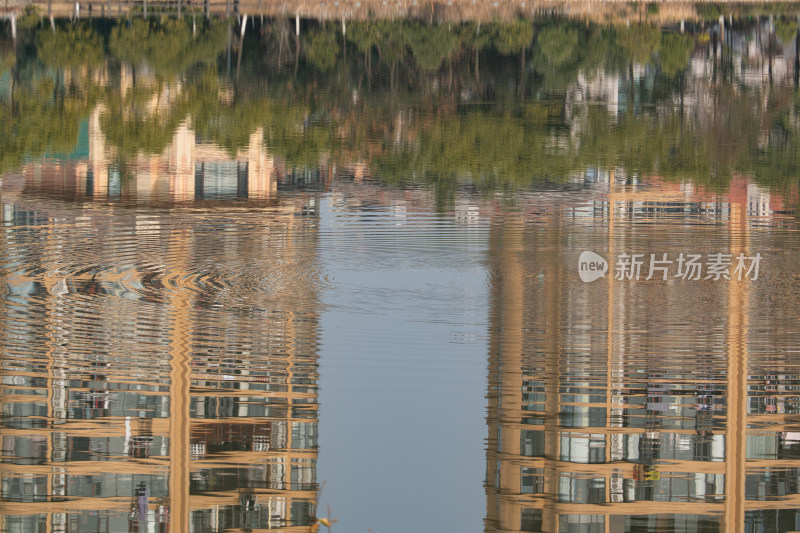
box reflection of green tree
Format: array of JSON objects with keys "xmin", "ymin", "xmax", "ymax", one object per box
[
  {"xmin": 490, "ymin": 20, "xmax": 534, "ymax": 55},
  {"xmin": 580, "ymin": 107, "xmax": 718, "ymax": 182},
  {"xmin": 17, "ymin": 6, "xmax": 42, "ymax": 30},
  {"xmin": 100, "ymin": 81, "xmax": 191, "ymax": 157},
  {"xmin": 457, "ymin": 22, "xmax": 491, "ymax": 51},
  {"xmin": 531, "ymin": 23, "xmax": 612, "ymax": 94},
  {"xmin": 0, "ymin": 78, "xmax": 92, "ymax": 174},
  {"xmin": 342, "ymin": 20, "xmax": 532, "ymax": 74},
  {"xmin": 109, "ymin": 18, "xmax": 228, "ymax": 77},
  {"xmin": 406, "ymin": 24, "xmax": 459, "ymax": 71},
  {"xmin": 774, "ymin": 18, "xmax": 797, "ymax": 45},
  {"xmin": 37, "ymin": 24, "xmax": 104, "ymax": 69},
  {"xmin": 98, "ymin": 67, "xmax": 341, "ymax": 167},
  {"xmin": 374, "ymin": 108, "xmax": 574, "ymax": 189},
  {"xmin": 616, "ymin": 24, "xmax": 660, "ymax": 65},
  {"xmin": 304, "ymin": 25, "xmax": 339, "ymax": 71},
  {"xmin": 7, "ymin": 18, "xmax": 799, "ymax": 199},
  {"xmin": 347, "ymin": 20, "xmax": 409, "ymax": 64},
  {"xmin": 0, "ymin": 50, "xmax": 14, "ymax": 76},
  {"xmin": 659, "ymin": 33, "xmax": 694, "ymax": 77},
  {"xmin": 740, "ymin": 89, "xmax": 800, "ymax": 186},
  {"xmin": 536, "ymin": 25, "xmax": 579, "ymax": 67}
]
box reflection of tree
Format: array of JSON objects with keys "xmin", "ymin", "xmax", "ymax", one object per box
[
  {"xmin": 100, "ymin": 80, "xmax": 192, "ymax": 158},
  {"xmin": 304, "ymin": 25, "xmax": 339, "ymax": 71},
  {"xmin": 406, "ymin": 24, "xmax": 460, "ymax": 72},
  {"xmin": 774, "ymin": 18, "xmax": 797, "ymax": 45},
  {"xmin": 109, "ymin": 18, "xmax": 228, "ymax": 77},
  {"xmin": 536, "ymin": 24, "xmax": 579, "ymax": 67},
  {"xmin": 616, "ymin": 24, "xmax": 660, "ymax": 66},
  {"xmin": 658, "ymin": 33, "xmax": 694, "ymax": 77},
  {"xmin": 37, "ymin": 24, "xmax": 104, "ymax": 69},
  {"xmin": 0, "ymin": 77, "xmax": 92, "ymax": 174},
  {"xmin": 740, "ymin": 89, "xmax": 800, "ymax": 186},
  {"xmin": 5, "ymin": 18, "xmax": 800, "ymax": 197},
  {"xmin": 372, "ymin": 107, "xmax": 574, "ymax": 189},
  {"xmin": 490, "ymin": 20, "xmax": 535, "ymax": 55},
  {"xmin": 0, "ymin": 49, "xmax": 14, "ymax": 76},
  {"xmin": 531, "ymin": 23, "xmax": 613, "ymax": 94}
]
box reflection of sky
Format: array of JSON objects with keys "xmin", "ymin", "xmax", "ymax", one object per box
[{"xmin": 318, "ymin": 195, "xmax": 489, "ymax": 533}]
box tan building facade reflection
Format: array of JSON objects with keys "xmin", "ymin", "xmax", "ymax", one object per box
[
  {"xmin": 485, "ymin": 176, "xmax": 800, "ymax": 533},
  {"xmin": 19, "ymin": 106, "xmax": 277, "ymax": 204},
  {"xmin": 0, "ymin": 140, "xmax": 323, "ymax": 531}
]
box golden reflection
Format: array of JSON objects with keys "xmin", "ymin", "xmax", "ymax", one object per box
[
  {"xmin": 0, "ymin": 168, "xmax": 321, "ymax": 531},
  {"xmin": 485, "ymin": 176, "xmax": 800, "ymax": 533}
]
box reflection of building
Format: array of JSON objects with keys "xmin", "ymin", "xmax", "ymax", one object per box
[
  {"xmin": 567, "ymin": 21, "xmax": 799, "ymax": 137},
  {"xmin": 18, "ymin": 102, "xmax": 278, "ymax": 204},
  {"xmin": 485, "ymin": 175, "xmax": 800, "ymax": 533},
  {"xmin": 0, "ymin": 168, "xmax": 323, "ymax": 531}
]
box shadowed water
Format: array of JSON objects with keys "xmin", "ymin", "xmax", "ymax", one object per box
[{"xmin": 2, "ymin": 10, "xmax": 800, "ymax": 533}]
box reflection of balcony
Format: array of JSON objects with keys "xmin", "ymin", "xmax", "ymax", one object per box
[
  {"xmin": 484, "ymin": 175, "xmax": 800, "ymax": 533},
  {"xmin": 0, "ymin": 191, "xmax": 321, "ymax": 532}
]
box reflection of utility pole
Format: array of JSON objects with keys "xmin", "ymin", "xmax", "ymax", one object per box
[
  {"xmin": 227, "ymin": 23, "xmax": 232, "ymax": 76},
  {"xmin": 795, "ymin": 23, "xmax": 800, "ymax": 87},
  {"xmin": 723, "ymin": 180, "xmax": 748, "ymax": 533},
  {"xmin": 168, "ymin": 228, "xmax": 192, "ymax": 533},
  {"xmin": 237, "ymin": 15, "xmax": 248, "ymax": 80}
]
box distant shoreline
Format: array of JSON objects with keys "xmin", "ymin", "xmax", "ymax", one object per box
[{"xmin": 6, "ymin": 0, "xmax": 800, "ymax": 23}]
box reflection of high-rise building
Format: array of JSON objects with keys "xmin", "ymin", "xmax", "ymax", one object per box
[
  {"xmin": 0, "ymin": 163, "xmax": 323, "ymax": 531},
  {"xmin": 17, "ymin": 103, "xmax": 278, "ymax": 205},
  {"xmin": 485, "ymin": 176, "xmax": 800, "ymax": 533}
]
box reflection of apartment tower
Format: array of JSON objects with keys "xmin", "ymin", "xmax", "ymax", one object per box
[
  {"xmin": 484, "ymin": 177, "xmax": 800, "ymax": 533},
  {"xmin": 0, "ymin": 187, "xmax": 321, "ymax": 532},
  {"xmin": 18, "ymin": 104, "xmax": 276, "ymax": 204}
]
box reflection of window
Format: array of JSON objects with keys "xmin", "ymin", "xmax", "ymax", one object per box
[
  {"xmin": 521, "ymin": 430, "xmax": 546, "ymax": 457},
  {"xmin": 290, "ymin": 459, "xmax": 316, "ymax": 491},
  {"xmin": 291, "ymin": 422, "xmax": 318, "ymax": 450},
  {"xmin": 560, "ymin": 405, "xmax": 606, "ymax": 428},
  {"xmin": 2, "ymin": 514, "xmax": 48, "ymax": 533},
  {"xmin": 558, "ymin": 474, "xmax": 605, "ymax": 504},
  {"xmin": 1, "ymin": 476, "xmax": 48, "ymax": 502},
  {"xmin": 558, "ymin": 514, "xmax": 604, "ymax": 533},
  {"xmin": 190, "ymin": 443, "xmax": 206, "ymax": 459},
  {"xmin": 745, "ymin": 468, "xmax": 800, "ymax": 500},
  {"xmin": 522, "ymin": 380, "xmax": 546, "ymax": 416},
  {"xmin": 271, "ymin": 421, "xmax": 288, "ymax": 450},
  {"xmin": 253, "ymin": 434, "xmax": 269, "ymax": 452},
  {"xmin": 521, "ymin": 468, "xmax": 545, "ymax": 494},
  {"xmin": 267, "ymin": 459, "xmax": 286, "ymax": 490},
  {"xmin": 560, "ymin": 433, "xmax": 605, "ymax": 464},
  {"xmin": 521, "ymin": 509, "xmax": 543, "ymax": 532},
  {"xmin": 1, "ymin": 436, "xmax": 47, "ymax": 465},
  {"xmin": 749, "ymin": 395, "xmax": 780, "ymax": 415},
  {"xmin": 624, "ymin": 514, "xmax": 720, "ymax": 531},
  {"xmin": 290, "ymin": 500, "xmax": 315, "ymax": 526}
]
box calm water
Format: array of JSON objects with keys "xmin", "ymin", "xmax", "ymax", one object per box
[{"xmin": 2, "ymin": 10, "xmax": 800, "ymax": 533}]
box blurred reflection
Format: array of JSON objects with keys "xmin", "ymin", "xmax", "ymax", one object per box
[
  {"xmin": 0, "ymin": 172, "xmax": 323, "ymax": 531},
  {"xmin": 485, "ymin": 176, "xmax": 800, "ymax": 533},
  {"xmin": 2, "ymin": 10, "xmax": 800, "ymax": 533}
]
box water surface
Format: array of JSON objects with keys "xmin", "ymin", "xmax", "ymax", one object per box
[{"xmin": 2, "ymin": 11, "xmax": 800, "ymax": 533}]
